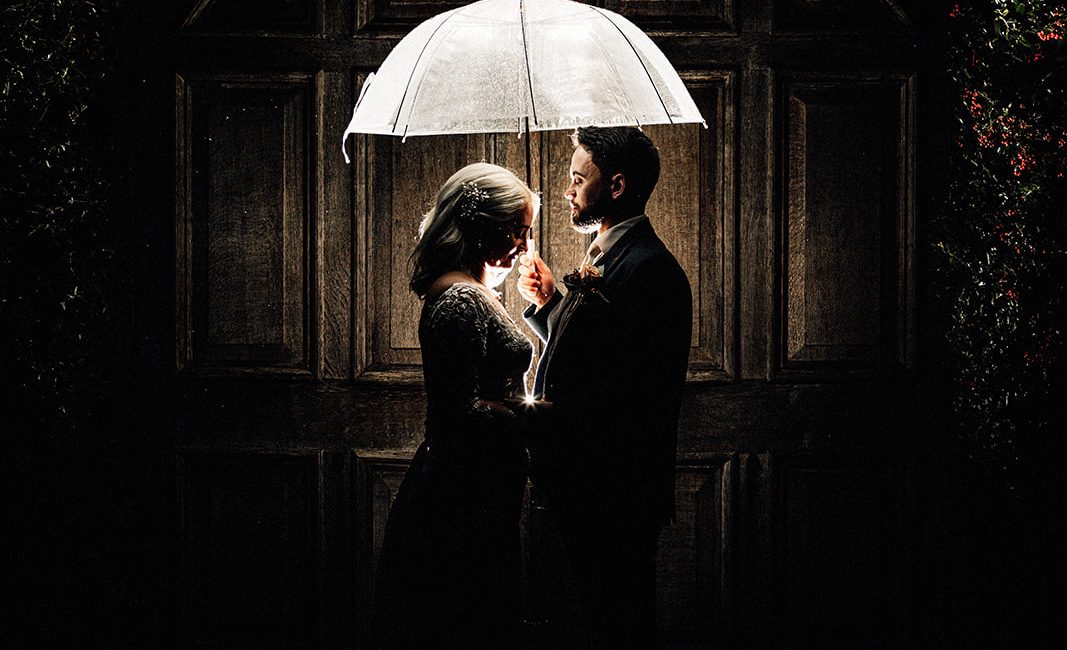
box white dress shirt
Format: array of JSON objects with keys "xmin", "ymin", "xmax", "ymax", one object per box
[{"xmin": 583, "ymin": 215, "xmax": 649, "ymax": 266}]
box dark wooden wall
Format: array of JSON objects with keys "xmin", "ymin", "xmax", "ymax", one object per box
[{"xmin": 130, "ymin": 1, "xmax": 936, "ymax": 647}]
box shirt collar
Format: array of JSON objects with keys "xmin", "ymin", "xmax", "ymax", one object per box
[{"xmin": 587, "ymin": 215, "xmax": 648, "ymax": 263}]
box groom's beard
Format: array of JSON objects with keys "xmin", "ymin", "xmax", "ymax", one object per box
[
  {"xmin": 570, "ymin": 210, "xmax": 602, "ymax": 234},
  {"xmin": 570, "ymin": 189, "xmax": 612, "ymax": 234}
]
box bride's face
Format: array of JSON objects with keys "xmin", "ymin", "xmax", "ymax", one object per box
[{"xmin": 483, "ymin": 201, "xmax": 536, "ymax": 289}]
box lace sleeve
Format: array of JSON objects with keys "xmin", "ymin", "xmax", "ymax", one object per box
[{"xmin": 423, "ymin": 285, "xmax": 516, "ymax": 425}]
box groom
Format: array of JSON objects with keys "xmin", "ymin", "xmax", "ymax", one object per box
[{"xmin": 516, "ymin": 126, "xmax": 692, "ymax": 649}]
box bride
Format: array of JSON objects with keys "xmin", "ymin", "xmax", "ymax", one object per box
[{"xmin": 371, "ymin": 162, "xmax": 538, "ymax": 648}]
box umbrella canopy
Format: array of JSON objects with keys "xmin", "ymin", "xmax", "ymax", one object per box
[{"xmin": 342, "ymin": 0, "xmax": 704, "ymax": 157}]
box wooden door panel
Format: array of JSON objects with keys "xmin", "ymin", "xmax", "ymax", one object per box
[
  {"xmin": 656, "ymin": 457, "xmax": 734, "ymax": 644},
  {"xmin": 176, "ymin": 73, "xmax": 316, "ymax": 377},
  {"xmin": 178, "ymin": 450, "xmax": 320, "ymax": 648},
  {"xmin": 646, "ymin": 71, "xmax": 737, "ymax": 380},
  {"xmin": 775, "ymin": 0, "xmax": 915, "ymax": 32},
  {"xmin": 356, "ymin": 0, "xmax": 466, "ymax": 33},
  {"xmin": 352, "ymin": 452, "xmax": 409, "ymax": 634},
  {"xmin": 321, "ymin": 71, "xmax": 355, "ymax": 380},
  {"xmin": 360, "ymin": 127, "xmax": 539, "ymax": 377},
  {"xmin": 770, "ymin": 454, "xmax": 910, "ymax": 648},
  {"xmin": 353, "ymin": 453, "xmax": 736, "ymax": 646},
  {"xmin": 183, "ymin": 0, "xmax": 318, "ymax": 33},
  {"xmin": 778, "ymin": 76, "xmax": 913, "ymax": 379},
  {"xmin": 364, "ymin": 131, "xmax": 490, "ymax": 372},
  {"xmin": 355, "ymin": 0, "xmax": 734, "ymax": 34},
  {"xmin": 604, "ymin": 0, "xmax": 735, "ymax": 32},
  {"xmin": 529, "ymin": 71, "xmax": 736, "ymax": 381}
]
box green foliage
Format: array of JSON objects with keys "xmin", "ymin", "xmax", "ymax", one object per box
[
  {"xmin": 938, "ymin": 0, "xmax": 1067, "ymax": 490},
  {"xmin": 0, "ymin": 0, "xmax": 124, "ymax": 435}
]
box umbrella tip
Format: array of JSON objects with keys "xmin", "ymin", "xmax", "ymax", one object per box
[{"xmin": 341, "ymin": 129, "xmax": 353, "ymax": 164}]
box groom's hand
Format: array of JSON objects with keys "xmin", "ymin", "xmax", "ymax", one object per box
[{"xmin": 517, "ymin": 251, "xmax": 556, "ymax": 308}]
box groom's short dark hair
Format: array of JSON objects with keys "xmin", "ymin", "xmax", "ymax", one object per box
[{"xmin": 571, "ymin": 126, "xmax": 660, "ymax": 208}]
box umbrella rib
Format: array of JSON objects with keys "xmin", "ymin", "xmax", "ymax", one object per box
[
  {"xmin": 589, "ymin": 6, "xmax": 673, "ymax": 125},
  {"xmin": 519, "ymin": 0, "xmax": 538, "ymax": 127},
  {"xmin": 391, "ymin": 10, "xmax": 461, "ymax": 134}
]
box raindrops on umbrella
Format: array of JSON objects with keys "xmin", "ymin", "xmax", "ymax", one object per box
[{"xmin": 343, "ymin": 0, "xmax": 705, "ymax": 160}]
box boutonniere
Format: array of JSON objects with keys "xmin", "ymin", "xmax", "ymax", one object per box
[{"xmin": 562, "ymin": 264, "xmax": 609, "ymax": 303}]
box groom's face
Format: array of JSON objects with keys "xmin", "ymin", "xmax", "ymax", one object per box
[{"xmin": 566, "ymin": 146, "xmax": 612, "ymax": 235}]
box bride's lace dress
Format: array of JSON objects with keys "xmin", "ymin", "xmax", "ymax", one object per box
[{"xmin": 371, "ymin": 283, "xmax": 533, "ymax": 648}]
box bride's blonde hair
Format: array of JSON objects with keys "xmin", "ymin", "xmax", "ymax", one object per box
[{"xmin": 410, "ymin": 162, "xmax": 537, "ymax": 298}]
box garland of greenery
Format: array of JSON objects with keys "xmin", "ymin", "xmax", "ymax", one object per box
[{"xmin": 938, "ymin": 1, "xmax": 1066, "ymax": 490}]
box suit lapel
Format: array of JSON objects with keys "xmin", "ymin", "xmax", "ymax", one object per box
[
  {"xmin": 534, "ymin": 219, "xmax": 656, "ymax": 398},
  {"xmin": 595, "ymin": 218, "xmax": 653, "ymax": 274},
  {"xmin": 533, "ymin": 289, "xmax": 580, "ymax": 397}
]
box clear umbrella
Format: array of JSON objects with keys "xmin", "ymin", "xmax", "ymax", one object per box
[{"xmin": 342, "ymin": 0, "xmax": 704, "ymax": 159}]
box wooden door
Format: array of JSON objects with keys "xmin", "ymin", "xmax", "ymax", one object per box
[{"xmin": 133, "ymin": 1, "xmax": 931, "ymax": 647}]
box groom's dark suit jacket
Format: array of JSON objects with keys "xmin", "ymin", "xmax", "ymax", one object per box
[{"xmin": 524, "ymin": 218, "xmax": 692, "ymax": 528}]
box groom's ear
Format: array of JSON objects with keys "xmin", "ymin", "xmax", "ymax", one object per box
[{"xmin": 610, "ymin": 173, "xmax": 626, "ymax": 201}]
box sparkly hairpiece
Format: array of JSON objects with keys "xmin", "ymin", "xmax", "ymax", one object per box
[{"xmin": 457, "ymin": 181, "xmax": 490, "ymax": 225}]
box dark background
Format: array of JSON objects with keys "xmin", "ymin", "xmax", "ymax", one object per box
[{"xmin": 3, "ymin": 1, "xmax": 1062, "ymax": 647}]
